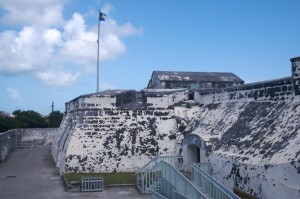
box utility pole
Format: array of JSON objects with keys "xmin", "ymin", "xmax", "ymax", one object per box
[{"xmin": 51, "ymin": 102, "xmax": 54, "ymax": 113}]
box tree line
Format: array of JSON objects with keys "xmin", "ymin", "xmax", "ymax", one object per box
[{"xmin": 0, "ymin": 110, "xmax": 64, "ymax": 133}]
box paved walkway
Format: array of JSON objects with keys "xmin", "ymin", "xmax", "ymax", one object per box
[{"xmin": 0, "ymin": 147, "xmax": 150, "ymax": 199}]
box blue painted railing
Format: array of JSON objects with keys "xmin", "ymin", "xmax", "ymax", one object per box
[
  {"xmin": 159, "ymin": 161, "xmax": 207, "ymax": 199},
  {"xmin": 135, "ymin": 156, "xmax": 183, "ymax": 194},
  {"xmin": 193, "ymin": 163, "xmax": 212, "ymax": 175},
  {"xmin": 191, "ymin": 163, "xmax": 240, "ymax": 199},
  {"xmin": 136, "ymin": 156, "xmax": 184, "ymax": 174},
  {"xmin": 137, "ymin": 157, "xmax": 239, "ymax": 199},
  {"xmin": 81, "ymin": 177, "xmax": 103, "ymax": 192}
]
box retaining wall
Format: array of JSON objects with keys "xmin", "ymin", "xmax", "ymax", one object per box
[
  {"xmin": 52, "ymin": 109, "xmax": 180, "ymax": 173},
  {"xmin": 0, "ymin": 128, "xmax": 58, "ymax": 163},
  {"xmin": 195, "ymin": 77, "xmax": 294, "ymax": 104},
  {"xmin": 180, "ymin": 97, "xmax": 300, "ymax": 198}
]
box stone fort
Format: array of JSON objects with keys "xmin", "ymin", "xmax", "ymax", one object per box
[{"xmin": 51, "ymin": 57, "xmax": 300, "ymax": 199}]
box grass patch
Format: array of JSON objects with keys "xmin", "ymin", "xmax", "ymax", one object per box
[{"xmin": 64, "ymin": 172, "xmax": 135, "ymax": 185}]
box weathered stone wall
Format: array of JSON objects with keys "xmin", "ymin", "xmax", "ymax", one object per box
[
  {"xmin": 210, "ymin": 154, "xmax": 300, "ymax": 199},
  {"xmin": 177, "ymin": 58, "xmax": 300, "ymax": 198},
  {"xmin": 0, "ymin": 130, "xmax": 16, "ymax": 163},
  {"xmin": 195, "ymin": 77, "xmax": 294, "ymax": 105},
  {"xmin": 146, "ymin": 89, "xmax": 188, "ymax": 109},
  {"xmin": 195, "ymin": 57, "xmax": 300, "ymax": 106},
  {"xmin": 66, "ymin": 94, "xmax": 116, "ymax": 112},
  {"xmin": 52, "ymin": 108, "xmax": 179, "ymax": 173},
  {"xmin": 0, "ymin": 128, "xmax": 57, "ymax": 163},
  {"xmin": 180, "ymin": 98, "xmax": 300, "ymax": 198},
  {"xmin": 292, "ymin": 57, "xmax": 300, "ymax": 95}
]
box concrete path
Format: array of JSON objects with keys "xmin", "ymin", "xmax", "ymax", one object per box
[{"xmin": 0, "ymin": 147, "xmax": 150, "ymax": 199}]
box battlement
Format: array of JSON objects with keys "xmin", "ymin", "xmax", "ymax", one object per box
[
  {"xmin": 195, "ymin": 76, "xmax": 294, "ymax": 104},
  {"xmin": 65, "ymin": 89, "xmax": 188, "ymax": 112},
  {"xmin": 195, "ymin": 57, "xmax": 300, "ymax": 104}
]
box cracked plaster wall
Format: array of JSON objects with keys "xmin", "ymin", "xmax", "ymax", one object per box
[
  {"xmin": 146, "ymin": 90, "xmax": 188, "ymax": 109},
  {"xmin": 182, "ymin": 99, "xmax": 300, "ymax": 198},
  {"xmin": 52, "ymin": 92, "xmax": 187, "ymax": 173}
]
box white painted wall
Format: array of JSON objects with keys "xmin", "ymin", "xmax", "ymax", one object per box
[
  {"xmin": 146, "ymin": 90, "xmax": 188, "ymax": 109},
  {"xmin": 53, "ymin": 109, "xmax": 180, "ymax": 173}
]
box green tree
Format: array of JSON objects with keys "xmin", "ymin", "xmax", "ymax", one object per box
[
  {"xmin": 47, "ymin": 111, "xmax": 64, "ymax": 127},
  {"xmin": 13, "ymin": 110, "xmax": 48, "ymax": 128},
  {"xmin": 0, "ymin": 115, "xmax": 18, "ymax": 133}
]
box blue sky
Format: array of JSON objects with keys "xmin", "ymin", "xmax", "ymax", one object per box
[{"xmin": 0, "ymin": 0, "xmax": 299, "ymax": 115}]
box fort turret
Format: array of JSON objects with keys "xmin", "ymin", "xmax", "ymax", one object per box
[{"xmin": 291, "ymin": 56, "xmax": 300, "ymax": 95}]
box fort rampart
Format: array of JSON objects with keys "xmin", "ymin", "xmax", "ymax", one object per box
[
  {"xmin": 0, "ymin": 128, "xmax": 57, "ymax": 163},
  {"xmin": 50, "ymin": 57, "xmax": 300, "ymax": 198}
]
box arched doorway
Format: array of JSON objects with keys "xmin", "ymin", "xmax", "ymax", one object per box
[
  {"xmin": 181, "ymin": 134, "xmax": 207, "ymax": 172},
  {"xmin": 187, "ymin": 144, "xmax": 200, "ymax": 163}
]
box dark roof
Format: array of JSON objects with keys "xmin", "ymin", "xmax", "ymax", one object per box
[{"xmin": 152, "ymin": 71, "xmax": 244, "ymax": 83}]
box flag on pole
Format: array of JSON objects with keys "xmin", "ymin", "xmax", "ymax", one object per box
[
  {"xmin": 97, "ymin": 10, "xmax": 106, "ymax": 92},
  {"xmin": 99, "ymin": 11, "xmax": 106, "ymax": 21}
]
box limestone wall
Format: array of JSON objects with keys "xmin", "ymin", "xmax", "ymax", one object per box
[
  {"xmin": 181, "ymin": 98, "xmax": 300, "ymax": 198},
  {"xmin": 52, "ymin": 89, "xmax": 188, "ymax": 173},
  {"xmin": 52, "ymin": 108, "xmax": 180, "ymax": 173},
  {"xmin": 0, "ymin": 130, "xmax": 16, "ymax": 163},
  {"xmin": 195, "ymin": 77, "xmax": 293, "ymax": 105},
  {"xmin": 292, "ymin": 57, "xmax": 300, "ymax": 95},
  {"xmin": 146, "ymin": 89, "xmax": 188, "ymax": 109},
  {"xmin": 177, "ymin": 58, "xmax": 300, "ymax": 198},
  {"xmin": 66, "ymin": 94, "xmax": 116, "ymax": 112},
  {"xmin": 0, "ymin": 128, "xmax": 57, "ymax": 163}
]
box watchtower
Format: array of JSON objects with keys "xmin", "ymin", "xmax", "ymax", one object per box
[{"xmin": 291, "ymin": 56, "xmax": 300, "ymax": 95}]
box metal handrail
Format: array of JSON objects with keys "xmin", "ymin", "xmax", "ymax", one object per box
[
  {"xmin": 159, "ymin": 161, "xmax": 208, "ymax": 199},
  {"xmin": 135, "ymin": 156, "xmax": 183, "ymax": 174},
  {"xmin": 193, "ymin": 163, "xmax": 212, "ymax": 175},
  {"xmin": 191, "ymin": 163, "xmax": 240, "ymax": 199},
  {"xmin": 135, "ymin": 156, "xmax": 184, "ymax": 194},
  {"xmin": 140, "ymin": 161, "xmax": 163, "ymax": 193}
]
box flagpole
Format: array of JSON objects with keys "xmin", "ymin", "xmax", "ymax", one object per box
[{"xmin": 96, "ymin": 10, "xmax": 100, "ymax": 92}]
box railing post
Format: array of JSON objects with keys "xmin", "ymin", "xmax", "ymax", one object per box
[{"xmin": 142, "ymin": 175, "xmax": 145, "ymax": 193}]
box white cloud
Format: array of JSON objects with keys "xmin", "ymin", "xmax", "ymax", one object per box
[
  {"xmin": 0, "ymin": 26, "xmax": 61, "ymax": 73},
  {"xmin": 59, "ymin": 13, "xmax": 98, "ymax": 63},
  {"xmin": 44, "ymin": 29, "xmax": 62, "ymax": 46},
  {"xmin": 35, "ymin": 70, "xmax": 80, "ymax": 87},
  {"xmin": 0, "ymin": 0, "xmax": 65, "ymax": 26},
  {"xmin": 101, "ymin": 4, "xmax": 114, "ymax": 14},
  {"xmin": 102, "ymin": 20, "xmax": 143, "ymax": 38},
  {"xmin": 0, "ymin": 2, "xmax": 143, "ymax": 87},
  {"xmin": 6, "ymin": 87, "xmax": 22, "ymax": 101}
]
